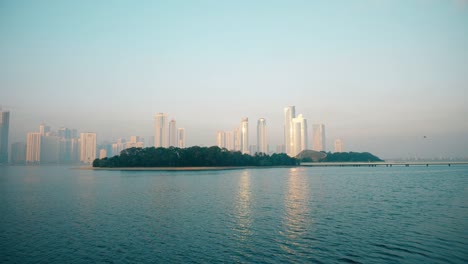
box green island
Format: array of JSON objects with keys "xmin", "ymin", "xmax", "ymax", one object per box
[
  {"xmin": 92, "ymin": 146, "xmax": 383, "ymax": 168},
  {"xmin": 92, "ymin": 146, "xmax": 298, "ymax": 168}
]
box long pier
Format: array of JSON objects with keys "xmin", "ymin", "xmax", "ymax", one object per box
[{"xmin": 300, "ymin": 161, "xmax": 468, "ymax": 167}]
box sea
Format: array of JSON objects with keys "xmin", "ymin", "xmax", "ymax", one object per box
[{"xmin": 1, "ymin": 165, "xmax": 467, "ymax": 263}]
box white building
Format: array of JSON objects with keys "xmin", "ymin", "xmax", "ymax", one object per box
[
  {"xmin": 292, "ymin": 114, "xmax": 308, "ymax": 157},
  {"xmin": 334, "ymin": 139, "xmax": 343, "ymax": 153},
  {"xmin": 312, "ymin": 124, "xmax": 326, "ymax": 152},
  {"xmin": 225, "ymin": 131, "xmax": 233, "ymax": 151},
  {"xmin": 216, "ymin": 131, "xmax": 226, "ymax": 149},
  {"xmin": 169, "ymin": 119, "xmax": 177, "ymax": 147},
  {"xmin": 80, "ymin": 133, "xmax": 96, "ymax": 164},
  {"xmin": 177, "ymin": 128, "xmax": 186, "ymax": 148},
  {"xmin": 155, "ymin": 113, "xmax": 168, "ymax": 148},
  {"xmin": 240, "ymin": 117, "xmax": 249, "ymax": 154},
  {"xmin": 234, "ymin": 128, "xmax": 241, "ymax": 151},
  {"xmin": 26, "ymin": 132, "xmax": 41, "ymax": 164},
  {"xmin": 284, "ymin": 106, "xmax": 295, "ymax": 156},
  {"xmin": 257, "ymin": 118, "xmax": 267, "ymax": 154}
]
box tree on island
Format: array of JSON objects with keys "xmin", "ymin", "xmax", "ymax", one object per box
[
  {"xmin": 295, "ymin": 149, "xmax": 383, "ymax": 162},
  {"xmin": 92, "ymin": 146, "xmax": 298, "ymax": 167}
]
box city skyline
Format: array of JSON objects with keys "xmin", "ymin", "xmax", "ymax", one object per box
[{"xmin": 1, "ymin": 1, "xmax": 467, "ymax": 159}]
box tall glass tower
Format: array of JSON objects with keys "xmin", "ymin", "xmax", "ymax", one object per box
[
  {"xmin": 257, "ymin": 118, "xmax": 267, "ymax": 154},
  {"xmin": 240, "ymin": 117, "xmax": 249, "ymax": 154},
  {"xmin": 284, "ymin": 106, "xmax": 295, "ymax": 157},
  {"xmin": 0, "ymin": 110, "xmax": 10, "ymax": 164},
  {"xmin": 155, "ymin": 113, "xmax": 168, "ymax": 148}
]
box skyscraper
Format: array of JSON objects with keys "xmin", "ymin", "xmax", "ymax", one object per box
[
  {"xmin": 80, "ymin": 133, "xmax": 96, "ymax": 164},
  {"xmin": 177, "ymin": 128, "xmax": 186, "ymax": 148},
  {"xmin": 39, "ymin": 123, "xmax": 50, "ymax": 136},
  {"xmin": 225, "ymin": 131, "xmax": 233, "ymax": 151},
  {"xmin": 41, "ymin": 135, "xmax": 59, "ymax": 164},
  {"xmin": 312, "ymin": 124, "xmax": 326, "ymax": 151},
  {"xmin": 169, "ymin": 119, "xmax": 177, "ymax": 147},
  {"xmin": 234, "ymin": 128, "xmax": 241, "ymax": 151},
  {"xmin": 334, "ymin": 139, "xmax": 343, "ymax": 153},
  {"xmin": 0, "ymin": 110, "xmax": 10, "ymax": 163},
  {"xmin": 11, "ymin": 142, "xmax": 26, "ymax": 164},
  {"xmin": 284, "ymin": 106, "xmax": 295, "ymax": 157},
  {"xmin": 257, "ymin": 118, "xmax": 267, "ymax": 154},
  {"xmin": 216, "ymin": 131, "xmax": 226, "ymax": 149},
  {"xmin": 154, "ymin": 113, "xmax": 168, "ymax": 148},
  {"xmin": 26, "ymin": 132, "xmax": 41, "ymax": 164},
  {"xmin": 292, "ymin": 114, "xmax": 308, "ymax": 156},
  {"xmin": 240, "ymin": 117, "xmax": 249, "ymax": 154}
]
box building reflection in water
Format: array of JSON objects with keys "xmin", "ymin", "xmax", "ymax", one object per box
[
  {"xmin": 280, "ymin": 167, "xmax": 312, "ymax": 254},
  {"xmin": 233, "ymin": 169, "xmax": 253, "ymax": 242}
]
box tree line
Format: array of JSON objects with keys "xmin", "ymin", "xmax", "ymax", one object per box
[
  {"xmin": 319, "ymin": 151, "xmax": 383, "ymax": 162},
  {"xmin": 92, "ymin": 146, "xmax": 298, "ymax": 167}
]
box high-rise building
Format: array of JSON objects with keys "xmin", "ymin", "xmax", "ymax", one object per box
[
  {"xmin": 234, "ymin": 128, "xmax": 241, "ymax": 151},
  {"xmin": 169, "ymin": 119, "xmax": 177, "ymax": 147},
  {"xmin": 99, "ymin": 149, "xmax": 107, "ymax": 159},
  {"xmin": 334, "ymin": 139, "xmax": 343, "ymax": 153},
  {"xmin": 26, "ymin": 132, "xmax": 41, "ymax": 164},
  {"xmin": 11, "ymin": 142, "xmax": 26, "ymax": 164},
  {"xmin": 216, "ymin": 131, "xmax": 226, "ymax": 149},
  {"xmin": 0, "ymin": 110, "xmax": 10, "ymax": 163},
  {"xmin": 292, "ymin": 114, "xmax": 308, "ymax": 156},
  {"xmin": 39, "ymin": 123, "xmax": 50, "ymax": 136},
  {"xmin": 41, "ymin": 135, "xmax": 59, "ymax": 164},
  {"xmin": 177, "ymin": 128, "xmax": 186, "ymax": 148},
  {"xmin": 284, "ymin": 106, "xmax": 295, "ymax": 157},
  {"xmin": 276, "ymin": 144, "xmax": 285, "ymax": 154},
  {"xmin": 257, "ymin": 118, "xmax": 267, "ymax": 154},
  {"xmin": 312, "ymin": 124, "xmax": 326, "ymax": 151},
  {"xmin": 225, "ymin": 131, "xmax": 233, "ymax": 151},
  {"xmin": 80, "ymin": 133, "xmax": 96, "ymax": 164},
  {"xmin": 240, "ymin": 117, "xmax": 249, "ymax": 154},
  {"xmin": 155, "ymin": 113, "xmax": 168, "ymax": 148}
]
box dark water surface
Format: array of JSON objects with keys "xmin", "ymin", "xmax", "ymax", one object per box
[{"xmin": 1, "ymin": 165, "xmax": 467, "ymax": 263}]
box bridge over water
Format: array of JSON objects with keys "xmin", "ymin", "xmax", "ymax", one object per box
[{"xmin": 300, "ymin": 161, "xmax": 468, "ymax": 167}]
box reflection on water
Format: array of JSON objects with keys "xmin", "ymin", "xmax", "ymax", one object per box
[
  {"xmin": 281, "ymin": 168, "xmax": 312, "ymax": 254},
  {"xmin": 233, "ymin": 170, "xmax": 252, "ymax": 241}
]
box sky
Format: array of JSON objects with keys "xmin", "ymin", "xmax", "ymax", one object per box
[{"xmin": 1, "ymin": 0, "xmax": 467, "ymax": 159}]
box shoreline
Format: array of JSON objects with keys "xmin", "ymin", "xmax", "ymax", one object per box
[{"xmin": 74, "ymin": 166, "xmax": 297, "ymax": 171}]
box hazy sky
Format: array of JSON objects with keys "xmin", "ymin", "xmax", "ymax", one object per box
[{"xmin": 1, "ymin": 0, "xmax": 467, "ymax": 159}]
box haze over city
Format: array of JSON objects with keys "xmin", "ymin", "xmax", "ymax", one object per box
[{"xmin": 1, "ymin": 0, "xmax": 467, "ymax": 159}]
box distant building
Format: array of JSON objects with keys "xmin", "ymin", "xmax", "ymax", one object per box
[
  {"xmin": 257, "ymin": 118, "xmax": 267, "ymax": 154},
  {"xmin": 233, "ymin": 128, "xmax": 241, "ymax": 151},
  {"xmin": 312, "ymin": 124, "xmax": 326, "ymax": 152},
  {"xmin": 39, "ymin": 123, "xmax": 50, "ymax": 136},
  {"xmin": 41, "ymin": 135, "xmax": 59, "ymax": 164},
  {"xmin": 26, "ymin": 132, "xmax": 41, "ymax": 164},
  {"xmin": 334, "ymin": 139, "xmax": 343, "ymax": 153},
  {"xmin": 216, "ymin": 131, "xmax": 226, "ymax": 149},
  {"xmin": 249, "ymin": 145, "xmax": 257, "ymax": 155},
  {"xmin": 284, "ymin": 106, "xmax": 295, "ymax": 157},
  {"xmin": 292, "ymin": 114, "xmax": 308, "ymax": 156},
  {"xmin": 80, "ymin": 133, "xmax": 96, "ymax": 164},
  {"xmin": 99, "ymin": 149, "xmax": 107, "ymax": 159},
  {"xmin": 125, "ymin": 136, "xmax": 144, "ymax": 149},
  {"xmin": 169, "ymin": 119, "xmax": 177, "ymax": 147},
  {"xmin": 0, "ymin": 110, "xmax": 10, "ymax": 163},
  {"xmin": 240, "ymin": 118, "xmax": 249, "ymax": 154},
  {"xmin": 11, "ymin": 142, "xmax": 26, "ymax": 164},
  {"xmin": 225, "ymin": 131, "xmax": 233, "ymax": 150},
  {"xmin": 177, "ymin": 128, "xmax": 186, "ymax": 148},
  {"xmin": 155, "ymin": 113, "xmax": 168, "ymax": 148},
  {"xmin": 276, "ymin": 144, "xmax": 285, "ymax": 154}
]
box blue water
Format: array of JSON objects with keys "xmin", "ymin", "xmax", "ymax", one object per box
[{"xmin": 1, "ymin": 165, "xmax": 467, "ymax": 263}]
